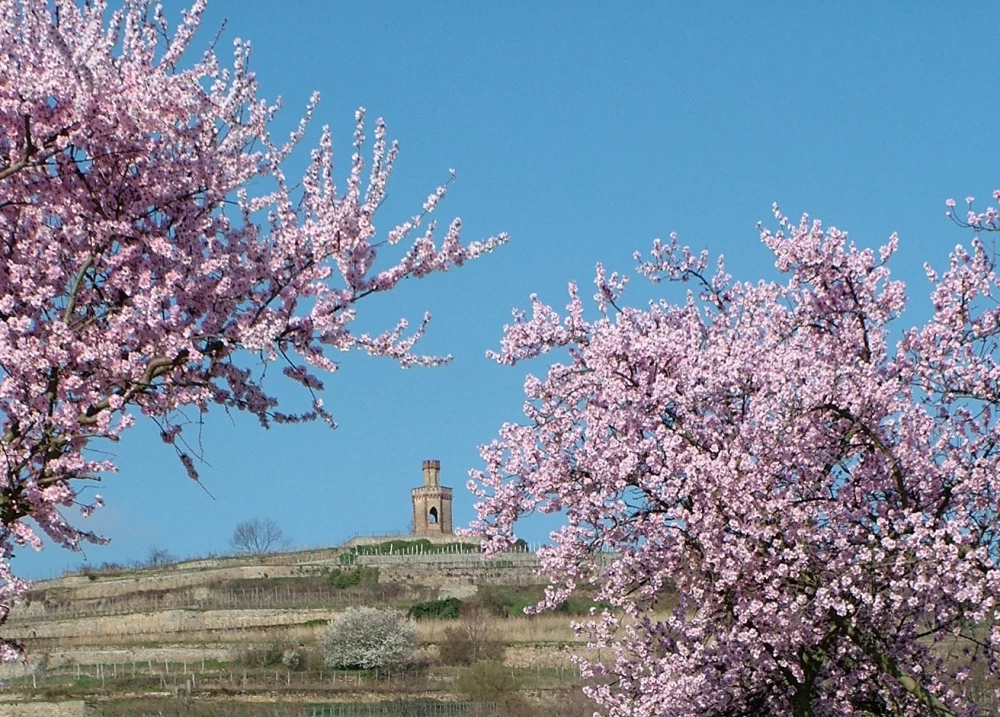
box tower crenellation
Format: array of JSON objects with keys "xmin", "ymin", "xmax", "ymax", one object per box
[{"xmin": 422, "ymin": 459, "xmax": 440, "ymax": 487}]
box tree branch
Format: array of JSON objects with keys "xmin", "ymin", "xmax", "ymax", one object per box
[{"xmin": 839, "ymin": 619, "xmax": 954, "ymax": 716}]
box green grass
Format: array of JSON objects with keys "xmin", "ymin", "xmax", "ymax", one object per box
[
  {"xmin": 200, "ymin": 659, "xmax": 229, "ymax": 669},
  {"xmin": 70, "ymin": 675, "xmax": 102, "ymax": 689},
  {"xmin": 475, "ymin": 586, "xmax": 610, "ymax": 618},
  {"xmin": 328, "ymin": 566, "xmax": 380, "ymax": 588}
]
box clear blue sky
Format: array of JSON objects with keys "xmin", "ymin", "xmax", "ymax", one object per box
[{"xmin": 17, "ymin": 2, "xmax": 1000, "ymax": 578}]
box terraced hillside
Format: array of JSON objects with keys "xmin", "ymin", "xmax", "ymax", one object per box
[{"xmin": 0, "ymin": 540, "xmax": 602, "ymax": 717}]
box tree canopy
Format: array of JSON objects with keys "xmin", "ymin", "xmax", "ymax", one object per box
[{"xmin": 472, "ymin": 199, "xmax": 1000, "ymax": 715}]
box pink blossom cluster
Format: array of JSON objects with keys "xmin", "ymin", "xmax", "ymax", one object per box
[
  {"xmin": 0, "ymin": 0, "xmax": 504, "ymax": 655},
  {"xmin": 946, "ymin": 192, "xmax": 1000, "ymax": 232},
  {"xmin": 471, "ymin": 202, "xmax": 1000, "ymax": 714}
]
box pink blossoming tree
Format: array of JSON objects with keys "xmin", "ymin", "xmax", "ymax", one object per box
[
  {"xmin": 0, "ymin": 0, "xmax": 505, "ymax": 657},
  {"xmin": 471, "ymin": 198, "xmax": 1000, "ymax": 715}
]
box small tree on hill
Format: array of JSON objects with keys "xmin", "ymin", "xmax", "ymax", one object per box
[
  {"xmin": 439, "ymin": 604, "xmax": 503, "ymax": 665},
  {"xmin": 145, "ymin": 546, "xmax": 175, "ymax": 568},
  {"xmin": 230, "ymin": 518, "xmax": 288, "ymax": 555},
  {"xmin": 319, "ymin": 607, "xmax": 416, "ymax": 670}
]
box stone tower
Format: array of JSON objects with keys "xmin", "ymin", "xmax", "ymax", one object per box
[{"xmin": 411, "ymin": 459, "xmax": 453, "ymax": 535}]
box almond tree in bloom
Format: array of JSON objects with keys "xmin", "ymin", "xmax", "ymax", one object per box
[
  {"xmin": 0, "ymin": 0, "xmax": 505, "ymax": 657},
  {"xmin": 471, "ymin": 198, "xmax": 1000, "ymax": 716}
]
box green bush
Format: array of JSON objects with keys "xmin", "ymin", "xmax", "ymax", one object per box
[
  {"xmin": 377, "ymin": 538, "xmax": 434, "ymax": 553},
  {"xmin": 328, "ymin": 569, "xmax": 359, "ymax": 589},
  {"xmin": 372, "ymin": 538, "xmax": 480, "ymax": 554},
  {"xmin": 327, "ymin": 566, "xmax": 379, "ymax": 589},
  {"xmin": 477, "ymin": 586, "xmax": 537, "ymax": 617},
  {"xmin": 409, "ymin": 597, "xmax": 462, "ymax": 620},
  {"xmin": 555, "ymin": 594, "xmax": 614, "ymax": 616}
]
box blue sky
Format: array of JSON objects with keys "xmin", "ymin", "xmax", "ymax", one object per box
[{"xmin": 17, "ymin": 2, "xmax": 1000, "ymax": 577}]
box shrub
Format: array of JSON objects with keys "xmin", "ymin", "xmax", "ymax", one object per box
[
  {"xmin": 554, "ymin": 594, "xmax": 613, "ymax": 616},
  {"xmin": 476, "ymin": 586, "xmax": 537, "ymax": 618},
  {"xmin": 453, "ymin": 660, "xmax": 518, "ymax": 702},
  {"xmin": 439, "ymin": 627, "xmax": 504, "ymax": 666},
  {"xmin": 438, "ymin": 605, "xmax": 504, "ymax": 666},
  {"xmin": 281, "ymin": 649, "xmax": 302, "ymax": 670},
  {"xmin": 318, "ymin": 607, "xmax": 417, "ymax": 670},
  {"xmin": 367, "ymin": 538, "xmax": 482, "ymax": 554},
  {"xmin": 409, "ymin": 597, "xmax": 462, "ymax": 620},
  {"xmin": 236, "ymin": 639, "xmax": 289, "ymax": 667},
  {"xmin": 327, "ymin": 566, "xmax": 379, "ymax": 589}
]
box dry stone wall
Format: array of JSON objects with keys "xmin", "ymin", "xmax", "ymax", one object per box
[
  {"xmin": 357, "ymin": 549, "xmax": 546, "ymax": 588},
  {"xmin": 17, "ymin": 564, "xmax": 319, "ymax": 608},
  {"xmin": 7, "ymin": 607, "xmax": 337, "ymax": 641},
  {"xmin": 0, "ymin": 701, "xmax": 95, "ymax": 716}
]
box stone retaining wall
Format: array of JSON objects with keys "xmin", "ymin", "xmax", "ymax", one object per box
[
  {"xmin": 21, "ymin": 564, "xmax": 319, "ymax": 605},
  {"xmin": 0, "ymin": 701, "xmax": 95, "ymax": 716},
  {"xmin": 358, "ymin": 551, "xmax": 546, "ymax": 588},
  {"xmin": 7, "ymin": 607, "xmax": 337, "ymax": 641},
  {"xmin": 0, "ymin": 646, "xmax": 236, "ymax": 679}
]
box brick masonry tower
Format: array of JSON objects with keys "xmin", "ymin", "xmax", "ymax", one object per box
[{"xmin": 411, "ymin": 459, "xmax": 453, "ymax": 534}]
